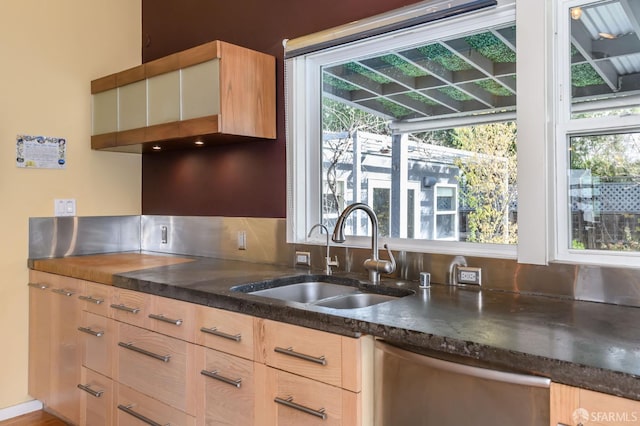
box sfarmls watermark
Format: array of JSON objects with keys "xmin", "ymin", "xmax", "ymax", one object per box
[{"xmin": 573, "ymin": 408, "xmax": 639, "ymax": 424}]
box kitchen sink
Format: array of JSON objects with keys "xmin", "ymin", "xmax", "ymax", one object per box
[
  {"xmin": 250, "ymin": 281, "xmax": 359, "ymax": 303},
  {"xmin": 314, "ymin": 293, "xmax": 399, "ymax": 309},
  {"xmin": 231, "ymin": 275, "xmax": 413, "ymax": 309}
]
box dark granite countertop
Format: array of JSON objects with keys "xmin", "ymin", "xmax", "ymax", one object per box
[{"xmin": 33, "ymin": 254, "xmax": 640, "ymax": 401}]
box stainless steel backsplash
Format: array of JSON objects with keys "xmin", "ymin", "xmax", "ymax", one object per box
[{"xmin": 28, "ymin": 215, "xmax": 640, "ymax": 307}]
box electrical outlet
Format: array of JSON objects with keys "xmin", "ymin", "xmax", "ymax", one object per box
[
  {"xmin": 457, "ymin": 266, "xmax": 481, "ymax": 285},
  {"xmin": 54, "ymin": 199, "xmax": 76, "ymax": 217},
  {"xmin": 237, "ymin": 230, "xmax": 247, "ymax": 250},
  {"xmin": 295, "ymin": 251, "xmax": 311, "ymax": 266}
]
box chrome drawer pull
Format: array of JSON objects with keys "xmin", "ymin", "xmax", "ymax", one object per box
[
  {"xmin": 79, "ymin": 295, "xmax": 104, "ymax": 305},
  {"xmin": 118, "ymin": 342, "xmax": 171, "ymax": 363},
  {"xmin": 200, "ymin": 326, "xmax": 241, "ymax": 342},
  {"xmin": 77, "ymin": 383, "xmax": 103, "ymax": 398},
  {"xmin": 27, "ymin": 283, "xmax": 49, "ymax": 290},
  {"xmin": 117, "ymin": 404, "xmax": 169, "ymax": 426},
  {"xmin": 274, "ymin": 346, "xmax": 326, "ymax": 366},
  {"xmin": 200, "ymin": 369, "xmax": 242, "ymax": 388},
  {"xmin": 148, "ymin": 313, "xmax": 182, "ymax": 326},
  {"xmin": 110, "ymin": 303, "xmax": 140, "ymax": 314},
  {"xmin": 77, "ymin": 326, "xmax": 104, "ymax": 337},
  {"xmin": 274, "ymin": 396, "xmax": 327, "ymax": 420},
  {"xmin": 52, "ymin": 288, "xmax": 75, "ymax": 297}
]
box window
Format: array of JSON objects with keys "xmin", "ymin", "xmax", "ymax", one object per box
[
  {"xmin": 286, "ymin": 1, "xmax": 518, "ymax": 257},
  {"xmin": 434, "ymin": 184, "xmax": 458, "ymax": 240},
  {"xmin": 556, "ymin": 0, "xmax": 640, "ymax": 265}
]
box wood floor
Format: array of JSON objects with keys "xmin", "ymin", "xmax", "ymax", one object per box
[{"xmin": 0, "ymin": 410, "xmax": 68, "ymax": 426}]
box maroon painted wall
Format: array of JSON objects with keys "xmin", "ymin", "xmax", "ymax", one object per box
[{"xmin": 141, "ymin": 0, "xmax": 421, "ymax": 217}]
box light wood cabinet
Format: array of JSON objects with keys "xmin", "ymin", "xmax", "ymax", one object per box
[
  {"xmin": 79, "ymin": 311, "xmax": 114, "ymax": 378},
  {"xmin": 116, "ymin": 383, "xmax": 196, "ymax": 426},
  {"xmin": 260, "ymin": 319, "xmax": 373, "ymax": 426},
  {"xmin": 29, "ymin": 270, "xmax": 372, "ymax": 426},
  {"xmin": 28, "ymin": 271, "xmax": 82, "ymax": 425},
  {"xmin": 550, "ymin": 383, "xmax": 640, "ymax": 426},
  {"xmin": 91, "ymin": 40, "xmax": 276, "ymax": 153},
  {"xmin": 196, "ymin": 345, "xmax": 257, "ymax": 425},
  {"xmin": 116, "ymin": 322, "xmax": 196, "ymax": 416},
  {"xmin": 195, "ymin": 304, "xmax": 255, "ymax": 360},
  {"xmin": 78, "ymin": 367, "xmax": 113, "ymax": 426}
]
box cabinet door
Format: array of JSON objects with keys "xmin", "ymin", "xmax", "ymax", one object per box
[
  {"xmin": 148, "ymin": 295, "xmax": 196, "ymax": 342},
  {"xmin": 118, "ymin": 80, "xmax": 146, "ymax": 131},
  {"xmin": 148, "ymin": 70, "xmax": 180, "ymax": 125},
  {"xmin": 263, "ymin": 320, "xmax": 344, "ymax": 388},
  {"xmin": 267, "ymin": 367, "xmax": 358, "ymax": 426},
  {"xmin": 195, "ymin": 305, "xmax": 254, "ymax": 360},
  {"xmin": 79, "ymin": 311, "xmax": 113, "ymax": 378},
  {"xmin": 92, "ymin": 89, "xmax": 117, "ymax": 135},
  {"xmin": 551, "ymin": 383, "xmax": 640, "ymax": 426},
  {"xmin": 181, "ymin": 59, "xmax": 220, "ymax": 120},
  {"xmin": 48, "ymin": 274, "xmax": 82, "ymax": 425},
  {"xmin": 116, "ymin": 322, "xmax": 196, "ymax": 415},
  {"xmin": 78, "ymin": 367, "xmax": 113, "ymax": 426},
  {"xmin": 79, "ymin": 281, "xmax": 111, "ymax": 317},
  {"xmin": 197, "ymin": 346, "xmax": 255, "ymax": 425},
  {"xmin": 110, "ymin": 288, "xmax": 150, "ymax": 328},
  {"xmin": 28, "ymin": 280, "xmax": 51, "ymax": 402},
  {"xmin": 116, "ymin": 383, "xmax": 195, "ymax": 426}
]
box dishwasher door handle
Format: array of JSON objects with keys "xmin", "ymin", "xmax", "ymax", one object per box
[{"xmin": 375, "ymin": 340, "xmax": 550, "ymax": 388}]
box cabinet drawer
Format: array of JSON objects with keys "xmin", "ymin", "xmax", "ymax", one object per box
[
  {"xmin": 197, "ymin": 346, "xmax": 255, "ymax": 425},
  {"xmin": 148, "ymin": 296, "xmax": 195, "ymax": 342},
  {"xmin": 79, "ymin": 367, "xmax": 113, "ymax": 426},
  {"xmin": 116, "ymin": 323, "xmax": 195, "ymax": 415},
  {"xmin": 195, "ymin": 305, "xmax": 254, "ymax": 360},
  {"xmin": 267, "ymin": 368, "xmax": 359, "ymax": 426},
  {"xmin": 110, "ymin": 289, "xmax": 149, "ymax": 327},
  {"xmin": 116, "ymin": 383, "xmax": 195, "ymax": 426},
  {"xmin": 79, "ymin": 312, "xmax": 114, "ymax": 378},
  {"xmin": 79, "ymin": 282, "xmax": 111, "ymax": 317},
  {"xmin": 264, "ymin": 321, "xmax": 361, "ymax": 392}
]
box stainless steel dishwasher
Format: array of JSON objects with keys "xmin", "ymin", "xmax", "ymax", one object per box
[{"xmin": 374, "ymin": 340, "xmax": 550, "ymax": 426}]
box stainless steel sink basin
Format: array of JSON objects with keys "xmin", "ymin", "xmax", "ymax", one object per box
[
  {"xmin": 250, "ymin": 281, "xmax": 359, "ymax": 303},
  {"xmin": 231, "ymin": 275, "xmax": 413, "ymax": 309},
  {"xmin": 314, "ymin": 293, "xmax": 399, "ymax": 309}
]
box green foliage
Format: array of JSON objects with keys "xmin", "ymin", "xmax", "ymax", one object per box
[
  {"xmin": 322, "ymin": 98, "xmax": 389, "ymax": 134},
  {"xmin": 416, "ymin": 44, "xmax": 473, "ymax": 71},
  {"xmin": 323, "ymin": 74, "xmax": 359, "ymax": 91},
  {"xmin": 475, "ymin": 79, "xmax": 512, "ymax": 96},
  {"xmin": 344, "ymin": 62, "xmax": 391, "ymax": 84},
  {"xmin": 380, "ymin": 54, "xmax": 429, "ymax": 77},
  {"xmin": 438, "ymin": 86, "xmax": 473, "ymax": 101},
  {"xmin": 572, "ymin": 63, "xmax": 605, "ymax": 87},
  {"xmin": 570, "ymin": 134, "xmax": 640, "ymax": 177},
  {"xmin": 376, "ymin": 98, "xmax": 413, "ymax": 118},
  {"xmin": 453, "ymin": 122, "xmax": 518, "ymax": 244},
  {"xmin": 465, "ymin": 32, "xmax": 516, "ymax": 63},
  {"xmin": 406, "ymin": 92, "xmax": 438, "ymax": 106}
]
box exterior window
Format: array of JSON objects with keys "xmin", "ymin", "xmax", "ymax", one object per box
[
  {"xmin": 287, "ymin": 2, "xmax": 518, "ymax": 257},
  {"xmin": 556, "ymin": 0, "xmax": 640, "ymax": 263},
  {"xmin": 434, "ymin": 185, "xmax": 458, "ymax": 240}
]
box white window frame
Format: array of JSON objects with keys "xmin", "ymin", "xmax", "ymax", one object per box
[
  {"xmin": 286, "ymin": 1, "xmax": 523, "ymax": 259},
  {"xmin": 434, "ymin": 184, "xmax": 459, "ymax": 241},
  {"xmin": 554, "ymin": 0, "xmax": 640, "ymax": 267}
]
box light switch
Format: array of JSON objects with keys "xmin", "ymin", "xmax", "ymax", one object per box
[{"xmin": 54, "ymin": 198, "xmax": 76, "ymax": 217}]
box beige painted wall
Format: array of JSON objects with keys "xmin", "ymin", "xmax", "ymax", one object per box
[{"xmin": 0, "ymin": 0, "xmax": 142, "ymax": 409}]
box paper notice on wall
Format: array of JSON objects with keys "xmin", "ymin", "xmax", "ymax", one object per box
[{"xmin": 16, "ymin": 135, "xmax": 66, "ymax": 169}]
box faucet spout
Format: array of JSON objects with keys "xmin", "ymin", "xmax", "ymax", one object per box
[
  {"xmin": 308, "ymin": 223, "xmax": 339, "ymax": 275},
  {"xmin": 331, "ymin": 202, "xmax": 395, "ymax": 284}
]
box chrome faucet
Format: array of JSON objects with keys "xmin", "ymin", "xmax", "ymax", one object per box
[
  {"xmin": 308, "ymin": 223, "xmax": 339, "ymax": 275},
  {"xmin": 331, "ymin": 203, "xmax": 396, "ymax": 284}
]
